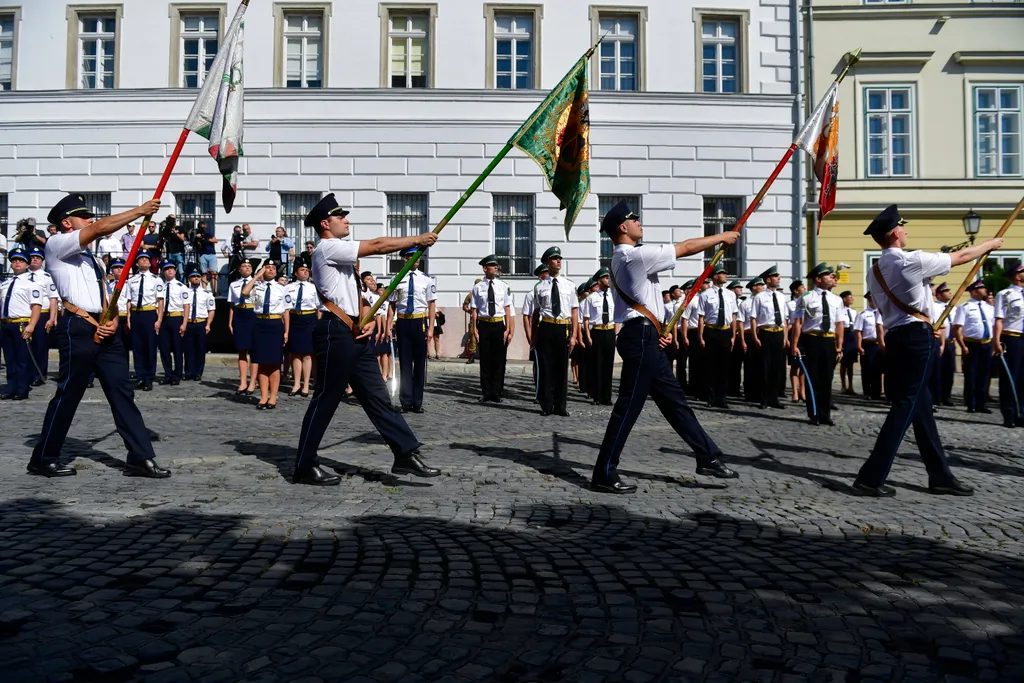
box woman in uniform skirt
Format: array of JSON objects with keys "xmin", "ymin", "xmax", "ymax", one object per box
[
  {"xmin": 286, "ymin": 263, "xmax": 318, "ymax": 397},
  {"xmin": 228, "ymin": 260, "xmax": 257, "ymax": 394},
  {"xmin": 362, "ymin": 272, "xmax": 392, "ymax": 381},
  {"xmin": 242, "ymin": 260, "xmax": 290, "ymax": 409}
]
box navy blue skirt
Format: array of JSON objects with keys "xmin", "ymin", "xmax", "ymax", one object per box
[
  {"xmin": 251, "ymin": 318, "xmax": 284, "ymax": 365},
  {"xmin": 287, "ymin": 312, "xmax": 316, "ymax": 355},
  {"xmin": 233, "ymin": 307, "xmax": 255, "ymax": 352}
]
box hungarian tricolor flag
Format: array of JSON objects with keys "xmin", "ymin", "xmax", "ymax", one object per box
[
  {"xmin": 796, "ymin": 82, "xmax": 840, "ymax": 234},
  {"xmin": 184, "ymin": 0, "xmax": 246, "ymax": 212},
  {"xmin": 509, "ymin": 54, "xmax": 590, "ymax": 238}
]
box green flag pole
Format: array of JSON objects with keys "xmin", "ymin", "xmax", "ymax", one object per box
[{"xmin": 358, "ymin": 39, "xmax": 604, "ymax": 328}]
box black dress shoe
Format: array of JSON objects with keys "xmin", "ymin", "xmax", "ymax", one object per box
[
  {"xmin": 292, "ymin": 465, "xmax": 341, "ymax": 486},
  {"xmin": 977, "ymin": 407, "xmax": 993, "ymax": 414},
  {"xmin": 478, "ymin": 397, "xmax": 490, "ymax": 404},
  {"xmin": 170, "ymin": 379, "xmax": 181, "ymax": 386},
  {"xmin": 540, "ymin": 409, "xmax": 552, "ymax": 416},
  {"xmin": 11, "ymin": 394, "xmax": 28, "ymax": 401},
  {"xmin": 809, "ymin": 417, "xmax": 820, "ymax": 426},
  {"xmin": 27, "ymin": 462, "xmax": 77, "ymax": 477},
  {"xmin": 86, "ymin": 382, "xmax": 95, "ymax": 389},
  {"xmin": 591, "ymin": 479, "xmax": 637, "ymax": 494},
  {"xmin": 928, "ymin": 478, "xmax": 974, "ymax": 496},
  {"xmin": 966, "ymin": 407, "xmax": 976, "ymax": 414},
  {"xmin": 123, "ymin": 459, "xmax": 171, "ymax": 479},
  {"xmin": 411, "ymin": 406, "xmax": 424, "ymax": 414},
  {"xmin": 758, "ymin": 402, "xmax": 767, "ymax": 409},
  {"xmin": 696, "ymin": 460, "xmax": 739, "ymax": 479},
  {"xmin": 555, "ymin": 410, "xmax": 570, "ymax": 417},
  {"xmin": 768, "ymin": 402, "xmax": 786, "ymax": 410},
  {"xmin": 392, "ymin": 451, "xmax": 441, "ymax": 477},
  {"xmin": 1004, "ymin": 418, "xmax": 1016, "ymax": 428},
  {"xmin": 142, "ymin": 382, "xmax": 153, "ymax": 392},
  {"xmin": 941, "ymin": 400, "xmax": 955, "ymax": 407},
  {"xmin": 32, "ymin": 379, "xmax": 45, "ymax": 387},
  {"xmin": 401, "ymin": 405, "xmax": 413, "ymax": 413},
  {"xmin": 0, "ymin": 393, "xmax": 11, "ymax": 400},
  {"xmin": 851, "ymin": 481, "xmax": 896, "ymax": 497},
  {"xmin": 821, "ymin": 418, "xmax": 836, "ymax": 426}
]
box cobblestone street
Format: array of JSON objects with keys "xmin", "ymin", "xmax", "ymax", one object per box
[{"xmin": 1, "ymin": 365, "xmax": 1023, "ymax": 682}]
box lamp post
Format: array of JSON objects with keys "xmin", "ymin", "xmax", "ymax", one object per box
[{"xmin": 942, "ymin": 209, "xmax": 983, "ymax": 253}]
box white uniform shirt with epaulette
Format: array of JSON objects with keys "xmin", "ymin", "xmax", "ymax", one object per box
[
  {"xmin": 521, "ymin": 285, "xmax": 539, "ymax": 317},
  {"xmin": 684, "ymin": 296, "xmax": 701, "ymax": 329},
  {"xmin": 796, "ymin": 288, "xmax": 845, "ymax": 333},
  {"xmin": 284, "ymin": 280, "xmax": 318, "ymax": 314},
  {"xmin": 738, "ymin": 298, "xmax": 751, "ymax": 328},
  {"xmin": 364, "ymin": 289, "xmax": 389, "ymax": 318},
  {"xmin": 389, "ymin": 269, "xmax": 436, "ymax": 315},
  {"xmin": 126, "ymin": 271, "xmax": 165, "ymax": 310},
  {"xmin": 108, "ymin": 278, "xmax": 131, "ymax": 315},
  {"xmin": 995, "ymin": 285, "xmax": 1024, "ymax": 334},
  {"xmin": 750, "ymin": 289, "xmax": 788, "ymax": 329},
  {"xmin": 933, "ymin": 302, "xmax": 956, "ymax": 335},
  {"xmin": 312, "ymin": 239, "xmax": 362, "ymax": 318},
  {"xmin": 952, "ymin": 297, "xmax": 995, "ymax": 340},
  {"xmin": 867, "ymin": 248, "xmax": 951, "ymax": 331},
  {"xmin": 841, "ymin": 305, "xmax": 857, "ymax": 330},
  {"xmin": 251, "ymin": 280, "xmax": 289, "ymax": 315},
  {"xmin": 853, "ymin": 307, "xmax": 881, "ymax": 341},
  {"xmin": 697, "ymin": 284, "xmax": 739, "ymax": 326},
  {"xmin": 228, "ymin": 277, "xmax": 254, "ymax": 307},
  {"xmin": 584, "ymin": 289, "xmax": 615, "ymax": 327},
  {"xmin": 26, "ymin": 268, "xmax": 58, "ymax": 305},
  {"xmin": 160, "ymin": 278, "xmax": 190, "ymax": 314},
  {"xmin": 786, "ymin": 298, "xmax": 800, "ymax": 325},
  {"xmin": 0, "ymin": 272, "xmax": 46, "ymax": 319},
  {"xmin": 471, "ymin": 277, "xmax": 514, "ymax": 318},
  {"xmin": 662, "ymin": 301, "xmax": 676, "ymax": 324},
  {"xmin": 186, "ymin": 286, "xmax": 216, "ymax": 320},
  {"xmin": 609, "ymin": 243, "xmax": 674, "ymax": 323},
  {"xmin": 42, "ymin": 232, "xmax": 109, "ymax": 314},
  {"xmin": 533, "ymin": 275, "xmax": 578, "ymax": 320}
]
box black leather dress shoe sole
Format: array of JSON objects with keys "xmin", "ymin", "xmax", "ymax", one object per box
[
  {"xmin": 292, "ymin": 469, "xmax": 341, "ymax": 486},
  {"xmin": 27, "ymin": 463, "xmax": 77, "ymax": 477},
  {"xmin": 928, "ymin": 483, "xmax": 974, "ymax": 496},
  {"xmin": 696, "ymin": 461, "xmax": 739, "ymax": 479},
  {"xmin": 392, "ymin": 455, "xmax": 441, "ymax": 477},
  {"xmin": 851, "ymin": 481, "xmax": 896, "ymax": 497},
  {"xmin": 590, "ymin": 480, "xmax": 637, "ymax": 494},
  {"xmin": 123, "ymin": 461, "xmax": 171, "ymax": 479}
]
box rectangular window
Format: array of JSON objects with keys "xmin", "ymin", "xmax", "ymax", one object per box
[
  {"xmin": 0, "ymin": 13, "xmax": 15, "ymax": 91},
  {"xmin": 78, "ymin": 13, "xmax": 117, "ymax": 89},
  {"xmin": 702, "ymin": 197, "xmax": 743, "ymax": 275},
  {"xmin": 284, "ymin": 12, "xmax": 322, "ymax": 88},
  {"xmin": 598, "ymin": 195, "xmax": 641, "ymax": 270},
  {"xmin": 975, "ymin": 85, "xmax": 1022, "ymax": 177},
  {"xmin": 494, "ymin": 14, "xmax": 533, "ymax": 89},
  {"xmin": 863, "ymin": 0, "xmax": 909, "ymax": 4},
  {"xmin": 701, "ymin": 19, "xmax": 739, "ymax": 94},
  {"xmin": 81, "ymin": 193, "xmax": 112, "ymax": 219},
  {"xmin": 982, "ymin": 251, "xmax": 1024, "ymax": 279},
  {"xmin": 280, "ymin": 192, "xmax": 322, "ymax": 247},
  {"xmin": 387, "ymin": 193, "xmax": 429, "ymax": 274},
  {"xmin": 175, "ymin": 192, "xmax": 216, "ymax": 237},
  {"xmin": 180, "ymin": 13, "xmax": 219, "ymax": 88},
  {"xmin": 597, "ymin": 14, "xmax": 638, "ymax": 92},
  {"xmin": 865, "ymin": 86, "xmax": 914, "ymax": 178},
  {"xmin": 0, "ymin": 193, "xmax": 8, "ymax": 238},
  {"xmin": 493, "ymin": 195, "xmax": 534, "ymax": 276},
  {"xmin": 389, "ymin": 11, "xmax": 429, "ymax": 88}
]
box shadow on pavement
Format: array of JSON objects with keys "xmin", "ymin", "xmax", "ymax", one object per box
[{"xmin": 0, "ymin": 498, "xmax": 1022, "ymax": 681}]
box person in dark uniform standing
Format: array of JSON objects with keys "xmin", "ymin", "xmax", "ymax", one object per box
[
  {"xmin": 470, "ymin": 254, "xmax": 514, "ymax": 403},
  {"xmin": 386, "ymin": 248, "xmax": 436, "ymax": 413},
  {"xmin": 697, "ymin": 264, "xmax": 737, "ymax": 409},
  {"xmin": 242, "ymin": 260, "xmax": 290, "ymax": 409},
  {"xmin": 0, "ymin": 248, "xmax": 44, "ymax": 400},
  {"xmin": 728, "ymin": 280, "xmax": 745, "ymax": 398},
  {"xmin": 26, "ymin": 247, "xmax": 58, "ymax": 384},
  {"xmin": 994, "ymin": 264, "xmax": 1024, "ymax": 427},
  {"xmin": 742, "ymin": 277, "xmax": 765, "ymax": 405},
  {"xmin": 838, "ymin": 290, "xmax": 858, "ymax": 395},
  {"xmin": 748, "ymin": 265, "xmax": 788, "ymax": 409},
  {"xmin": 583, "ymin": 267, "xmax": 616, "ymax": 406},
  {"xmin": 591, "ymin": 202, "xmax": 738, "ymax": 494},
  {"xmin": 853, "ymin": 204, "xmax": 999, "ymax": 496},
  {"xmin": 683, "ymin": 279, "xmax": 708, "ymax": 398},
  {"xmin": 106, "ymin": 258, "xmax": 131, "ymax": 361},
  {"xmin": 183, "ymin": 265, "xmax": 216, "ymax": 381},
  {"xmin": 285, "ymin": 263, "xmax": 318, "ymax": 397},
  {"xmin": 674, "ymin": 279, "xmax": 694, "ymax": 389},
  {"xmin": 791, "ymin": 263, "xmax": 844, "ymax": 426},
  {"xmin": 157, "ymin": 260, "xmax": 190, "ymax": 386},
  {"xmin": 854, "ymin": 292, "xmax": 883, "ymax": 401},
  {"xmin": 573, "ymin": 280, "xmax": 594, "ymax": 392},
  {"xmin": 953, "ymin": 280, "xmax": 995, "ymax": 414},
  {"xmin": 228, "ymin": 260, "xmax": 257, "ymax": 395},
  {"xmin": 293, "ymin": 193, "xmax": 441, "ymax": 485},
  {"xmin": 521, "ymin": 264, "xmax": 548, "ymax": 401},
  {"xmin": 29, "ymin": 193, "xmax": 170, "ymax": 478},
  {"xmin": 125, "ymin": 252, "xmax": 164, "ymax": 391},
  {"xmin": 933, "ymin": 283, "xmax": 957, "ymax": 406},
  {"xmin": 532, "ymin": 246, "xmax": 578, "ymax": 416}
]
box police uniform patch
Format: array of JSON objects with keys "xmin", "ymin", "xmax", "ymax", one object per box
[
  {"xmin": 49, "ymin": 283, "xmax": 57, "ymax": 292},
  {"xmin": 285, "ymin": 295, "xmax": 293, "ymax": 303},
  {"xmin": 156, "ymin": 284, "xmax": 165, "ymax": 292},
  {"xmin": 182, "ymin": 291, "xmax": 190, "ymax": 301},
  {"xmin": 32, "ymin": 290, "xmax": 41, "ymax": 298}
]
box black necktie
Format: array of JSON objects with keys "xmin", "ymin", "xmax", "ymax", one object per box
[
  {"xmin": 551, "ymin": 278, "xmax": 561, "ymax": 317},
  {"xmin": 772, "ymin": 292, "xmax": 782, "ymax": 326},
  {"xmin": 164, "ymin": 281, "xmax": 171, "ymax": 314},
  {"xmin": 295, "ymin": 283, "xmax": 304, "ymax": 312},
  {"xmin": 191, "ymin": 289, "xmax": 198, "ymax": 321},
  {"xmin": 239, "ymin": 278, "xmax": 248, "ymax": 304},
  {"xmin": 821, "ymin": 292, "xmax": 830, "ymax": 331},
  {"xmin": 2, "ymin": 281, "xmax": 13, "ymax": 318},
  {"xmin": 602, "ymin": 291, "xmax": 609, "ymax": 324},
  {"xmin": 263, "ymin": 285, "xmax": 271, "ymax": 315},
  {"xmin": 137, "ymin": 274, "xmax": 144, "ymax": 308},
  {"xmin": 29, "ymin": 272, "xmax": 35, "ymax": 282},
  {"xmin": 716, "ymin": 288, "xmax": 725, "ymax": 327},
  {"xmin": 487, "ymin": 280, "xmax": 495, "ymax": 317}
]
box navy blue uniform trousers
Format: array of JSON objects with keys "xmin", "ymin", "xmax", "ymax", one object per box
[
  {"xmin": 593, "ymin": 319, "xmax": 722, "ymax": 483},
  {"xmin": 32, "ymin": 314, "xmax": 156, "ymax": 466},
  {"xmin": 999, "ymin": 335, "xmax": 1024, "ymax": 423},
  {"xmin": 939, "ymin": 340, "xmax": 956, "ymax": 403},
  {"xmin": 860, "ymin": 341, "xmax": 882, "ymax": 400},
  {"xmin": 856, "ymin": 322, "xmax": 954, "ymax": 487},
  {"xmin": 1, "ymin": 322, "xmax": 31, "ymax": 396},
  {"xmin": 30, "ymin": 311, "xmax": 50, "ymax": 378},
  {"xmin": 963, "ymin": 340, "xmax": 993, "ymax": 410},
  {"xmin": 396, "ymin": 317, "xmax": 428, "ymax": 410},
  {"xmin": 159, "ymin": 316, "xmax": 185, "ymax": 381},
  {"xmin": 295, "ymin": 315, "xmax": 420, "ymax": 472},
  {"xmin": 184, "ymin": 321, "xmax": 208, "ymax": 377},
  {"xmin": 131, "ymin": 310, "xmax": 159, "ymax": 382}
]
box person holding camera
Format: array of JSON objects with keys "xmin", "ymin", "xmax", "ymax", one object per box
[
  {"xmin": 160, "ymin": 215, "xmax": 186, "ymax": 280},
  {"xmin": 240, "ymin": 224, "xmax": 259, "ymax": 269},
  {"xmin": 15, "ymin": 218, "xmax": 47, "ymax": 251},
  {"xmin": 265, "ymin": 226, "xmax": 295, "ymax": 279},
  {"xmin": 193, "ymin": 220, "xmax": 219, "ymax": 294}
]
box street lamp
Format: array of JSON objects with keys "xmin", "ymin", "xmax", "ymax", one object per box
[{"xmin": 941, "ymin": 209, "xmax": 983, "ymax": 253}]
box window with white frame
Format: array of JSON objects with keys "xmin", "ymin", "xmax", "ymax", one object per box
[
  {"xmin": 284, "ymin": 12, "xmax": 322, "ymax": 88},
  {"xmin": 598, "ymin": 195, "xmax": 641, "ymax": 270},
  {"xmin": 78, "ymin": 14, "xmax": 116, "ymax": 89},
  {"xmin": 494, "ymin": 13, "xmax": 533, "ymax": 90},
  {"xmin": 389, "ymin": 12, "xmax": 429, "ymax": 88},
  {"xmin": 180, "ymin": 13, "xmax": 219, "ymax": 88},
  {"xmin": 387, "ymin": 194, "xmax": 430, "ymax": 273},
  {"xmin": 494, "ymin": 195, "xmax": 534, "ymax": 276},
  {"xmin": 597, "ymin": 14, "xmax": 638, "ymax": 92},
  {"xmin": 281, "ymin": 192, "xmax": 322, "ymax": 247},
  {"xmin": 0, "ymin": 14, "xmax": 14, "ymax": 91},
  {"xmin": 865, "ymin": 86, "xmax": 914, "ymax": 178},
  {"xmin": 983, "ymin": 251, "xmax": 1023, "ymax": 279},
  {"xmin": 701, "ymin": 19, "xmax": 739, "ymax": 94},
  {"xmin": 975, "ymin": 85, "xmax": 1022, "ymax": 177},
  {"xmin": 702, "ymin": 197, "xmax": 744, "ymax": 275}
]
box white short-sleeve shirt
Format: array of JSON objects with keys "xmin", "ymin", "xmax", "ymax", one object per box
[
  {"xmin": 866, "ymin": 248, "xmax": 951, "ymax": 330},
  {"xmin": 995, "ymin": 285, "xmax": 1024, "ymax": 333},
  {"xmin": 312, "ymin": 238, "xmax": 362, "ymax": 318},
  {"xmin": 610, "ymin": 243, "xmax": 675, "ymax": 324},
  {"xmin": 44, "ymin": 232, "xmax": 107, "ymax": 314}
]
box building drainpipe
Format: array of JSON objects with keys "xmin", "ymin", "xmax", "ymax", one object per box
[
  {"xmin": 792, "ymin": 0, "xmax": 804, "ymax": 281},
  {"xmin": 802, "ymin": 0, "xmax": 818, "ymax": 273}
]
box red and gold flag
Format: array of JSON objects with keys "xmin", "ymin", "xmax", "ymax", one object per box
[{"xmin": 796, "ymin": 82, "xmax": 840, "ymax": 234}]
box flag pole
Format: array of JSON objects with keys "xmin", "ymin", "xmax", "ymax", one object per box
[
  {"xmin": 95, "ymin": 128, "xmax": 190, "ymax": 336},
  {"xmin": 358, "ymin": 38, "xmax": 605, "ymax": 329},
  {"xmin": 932, "ymin": 192, "xmax": 1024, "ymax": 331},
  {"xmin": 660, "ymin": 48, "xmax": 862, "ymax": 336}
]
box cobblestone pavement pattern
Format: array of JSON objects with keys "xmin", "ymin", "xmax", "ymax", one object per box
[{"xmin": 1, "ymin": 366, "xmax": 1023, "ymax": 682}]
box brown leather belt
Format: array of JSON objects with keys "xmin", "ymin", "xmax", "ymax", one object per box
[{"xmin": 62, "ymin": 301, "xmax": 99, "ymax": 327}]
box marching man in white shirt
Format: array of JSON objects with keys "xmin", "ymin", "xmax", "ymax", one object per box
[
  {"xmin": 994, "ymin": 263, "xmax": 1024, "ymax": 428},
  {"xmin": 952, "ymin": 280, "xmax": 996, "ymax": 414},
  {"xmin": 854, "ymin": 292, "xmax": 884, "ymax": 401},
  {"xmin": 470, "ymin": 254, "xmax": 514, "ymax": 403},
  {"xmin": 387, "ymin": 248, "xmax": 437, "ymax": 414},
  {"xmin": 697, "ymin": 264, "xmax": 738, "ymax": 409}
]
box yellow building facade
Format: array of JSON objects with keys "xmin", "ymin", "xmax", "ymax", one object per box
[{"xmin": 808, "ymin": 1, "xmax": 1024, "ymax": 298}]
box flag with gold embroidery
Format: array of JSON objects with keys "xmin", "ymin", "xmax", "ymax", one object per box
[{"xmin": 796, "ymin": 82, "xmax": 840, "ymax": 234}]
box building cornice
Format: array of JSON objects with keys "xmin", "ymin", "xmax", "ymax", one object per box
[
  {"xmin": 954, "ymin": 51, "xmax": 1024, "ymax": 66},
  {"xmin": 811, "ymin": 4, "xmax": 1024, "ymax": 21},
  {"xmin": 857, "ymin": 51, "xmax": 934, "ymax": 66}
]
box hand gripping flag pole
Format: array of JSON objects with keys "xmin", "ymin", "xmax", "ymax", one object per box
[{"xmin": 661, "ymin": 48, "xmax": 862, "ymax": 337}]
